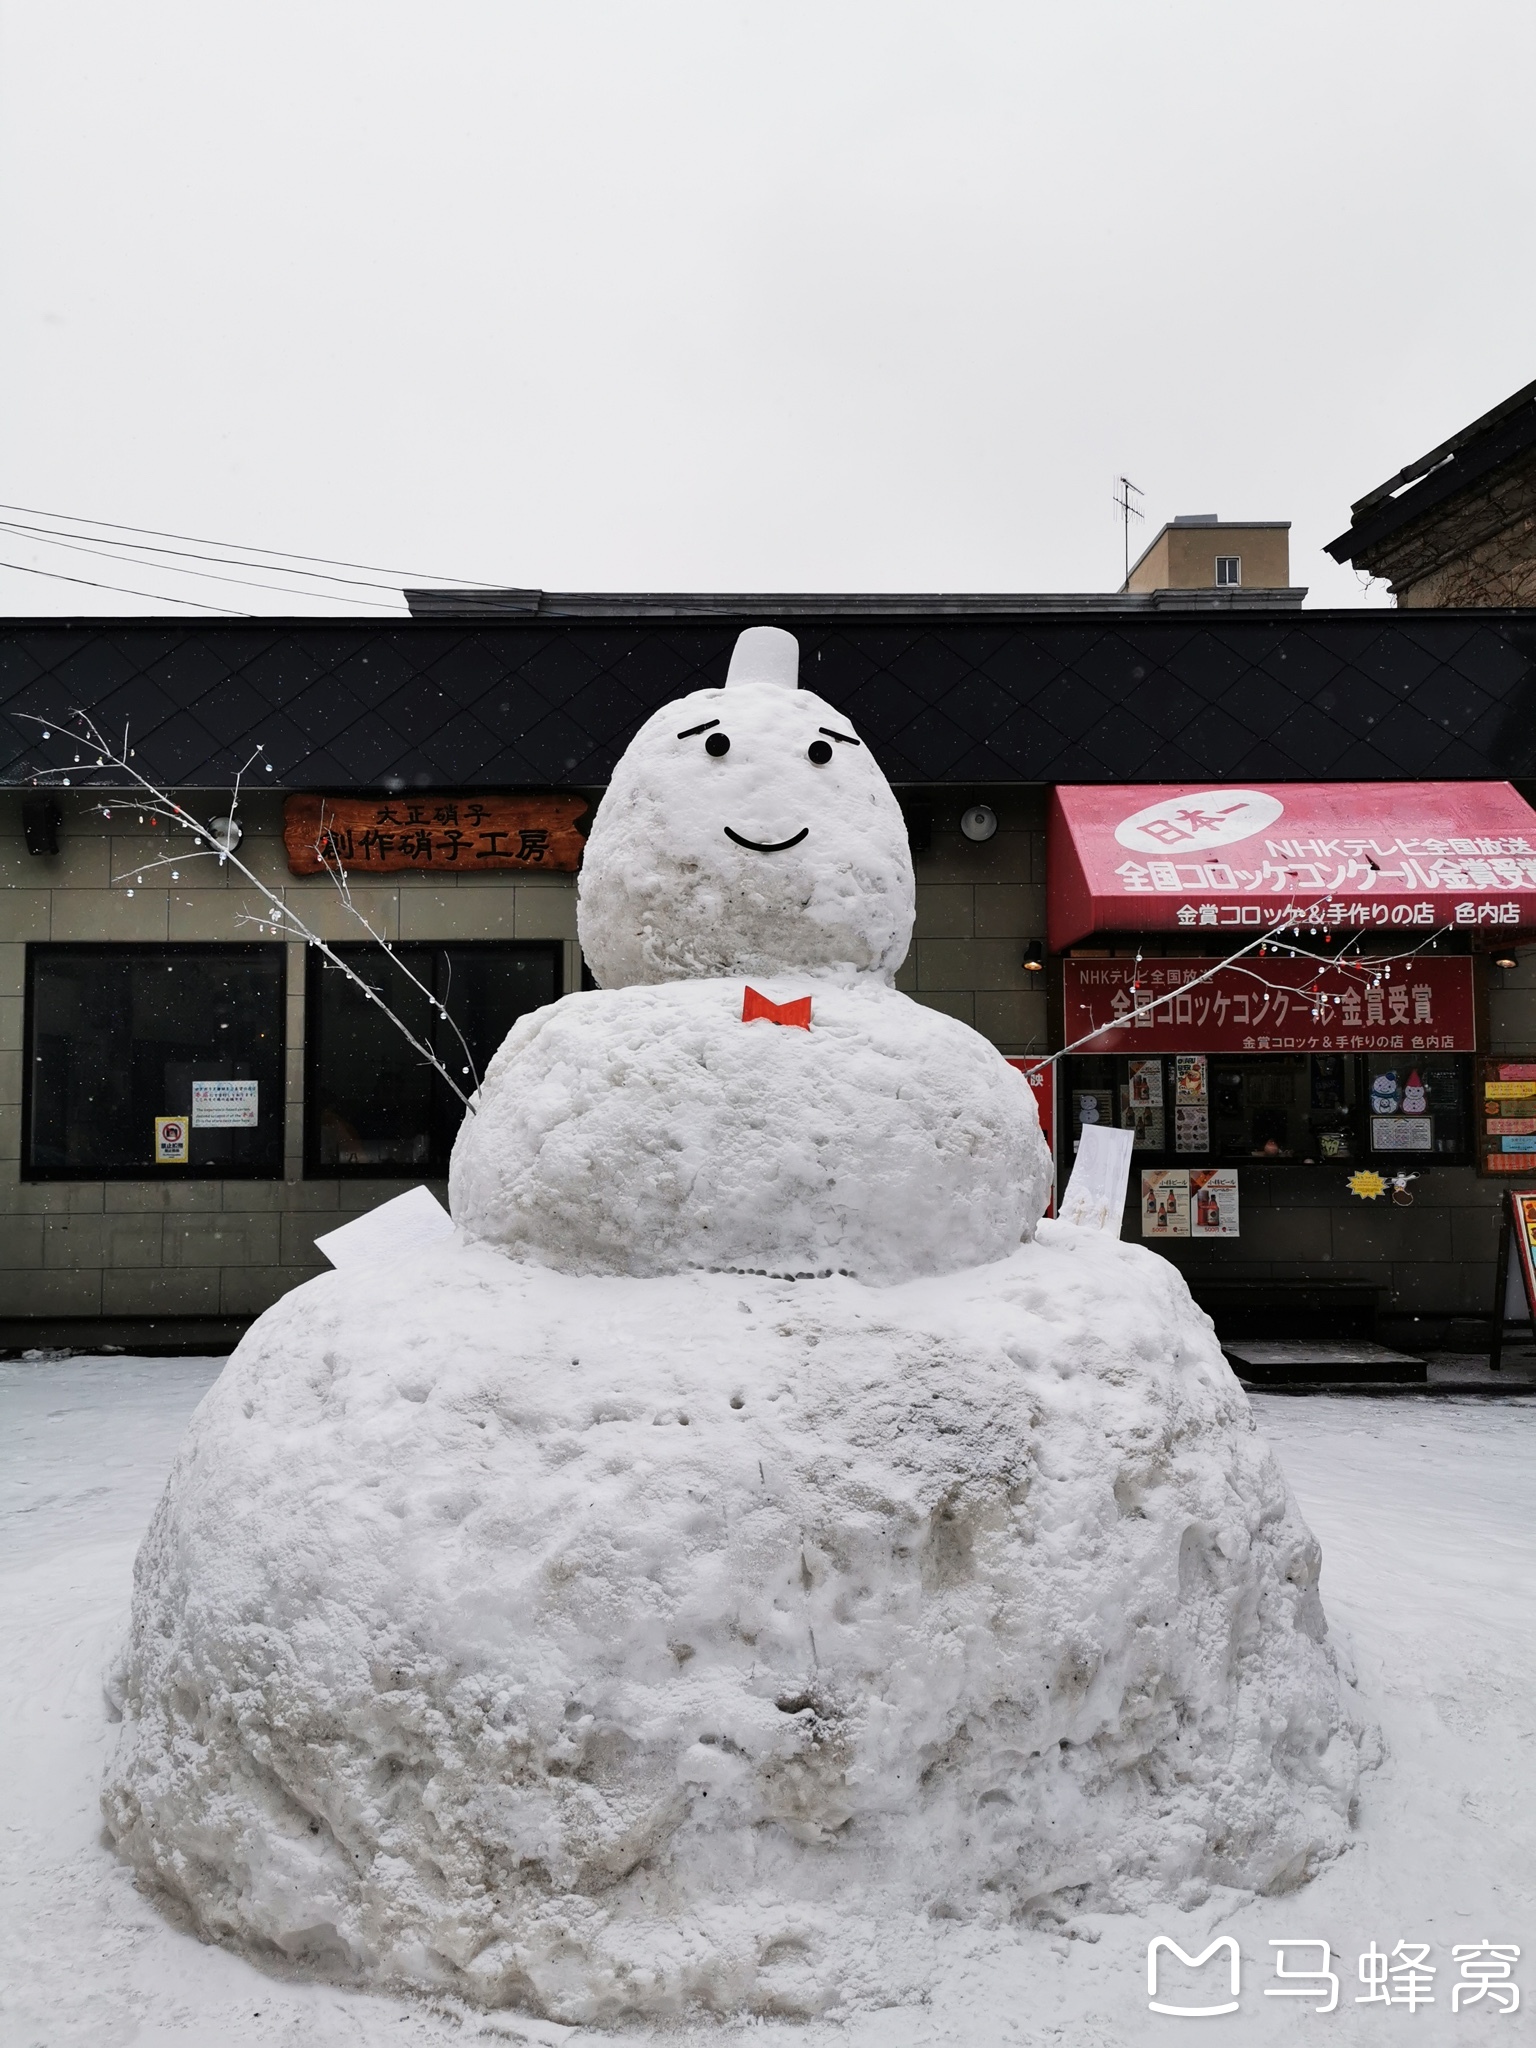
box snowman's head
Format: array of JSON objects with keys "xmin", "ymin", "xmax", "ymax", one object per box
[{"xmin": 578, "ymin": 627, "xmax": 915, "ymax": 987}]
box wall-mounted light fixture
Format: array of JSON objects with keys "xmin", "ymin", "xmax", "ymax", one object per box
[
  {"xmin": 1493, "ymin": 949, "xmax": 1519, "ymax": 971},
  {"xmin": 1022, "ymin": 940, "xmax": 1045, "ymax": 973},
  {"xmin": 207, "ymin": 814, "xmax": 244, "ymax": 856},
  {"xmin": 960, "ymin": 803, "xmax": 997, "ymax": 842}
]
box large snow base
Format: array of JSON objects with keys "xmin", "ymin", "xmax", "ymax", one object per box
[{"xmin": 104, "ymin": 1230, "xmax": 1362, "ymax": 2024}]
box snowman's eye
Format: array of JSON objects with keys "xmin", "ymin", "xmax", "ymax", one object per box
[
  {"xmin": 807, "ymin": 740, "xmax": 833, "ymax": 765},
  {"xmin": 704, "ymin": 731, "xmax": 731, "ymax": 757}
]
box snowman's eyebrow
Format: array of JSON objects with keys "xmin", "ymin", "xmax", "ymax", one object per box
[
  {"xmin": 818, "ymin": 726, "xmax": 860, "ymax": 746},
  {"xmin": 676, "ymin": 718, "xmax": 721, "ymax": 738}
]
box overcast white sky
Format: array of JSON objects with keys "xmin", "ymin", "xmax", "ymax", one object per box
[{"xmin": 2, "ymin": 1, "xmax": 1534, "ymax": 616}]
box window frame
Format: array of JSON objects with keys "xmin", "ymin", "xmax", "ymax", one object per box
[
  {"xmin": 1214, "ymin": 554, "xmax": 1242, "ymax": 588},
  {"xmin": 21, "ymin": 940, "xmax": 288, "ymax": 1183},
  {"xmin": 302, "ymin": 937, "xmax": 564, "ymax": 1179}
]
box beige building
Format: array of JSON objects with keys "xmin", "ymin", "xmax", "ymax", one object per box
[{"xmin": 1123, "ymin": 514, "xmax": 1298, "ymax": 599}]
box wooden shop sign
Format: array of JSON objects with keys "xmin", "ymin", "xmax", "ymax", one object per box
[{"xmin": 283, "ymin": 794, "xmax": 587, "ymax": 876}]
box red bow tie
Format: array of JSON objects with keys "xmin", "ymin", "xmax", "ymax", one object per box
[{"xmin": 742, "ymin": 986, "xmax": 813, "ymax": 1030}]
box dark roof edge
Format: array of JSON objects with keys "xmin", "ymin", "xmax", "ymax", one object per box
[
  {"xmin": 404, "ymin": 586, "xmax": 1308, "ymax": 619},
  {"xmin": 1327, "ymin": 380, "xmax": 1536, "ymax": 566},
  {"xmin": 1351, "ymin": 378, "xmax": 1536, "ymax": 517}
]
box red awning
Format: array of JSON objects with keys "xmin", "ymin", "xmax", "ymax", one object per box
[{"xmin": 1047, "ymin": 781, "xmax": 1536, "ymax": 951}]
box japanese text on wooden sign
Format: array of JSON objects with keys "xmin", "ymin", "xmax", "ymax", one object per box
[{"xmin": 283, "ymin": 794, "xmax": 588, "ymax": 876}]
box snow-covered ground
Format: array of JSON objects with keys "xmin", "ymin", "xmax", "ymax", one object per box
[{"xmin": 2, "ymin": 1355, "xmax": 1532, "ymax": 2045}]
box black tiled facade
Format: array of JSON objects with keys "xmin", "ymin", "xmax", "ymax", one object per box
[{"xmin": 2, "ymin": 611, "xmax": 1535, "ymax": 791}]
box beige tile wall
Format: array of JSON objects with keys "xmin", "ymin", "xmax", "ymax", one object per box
[
  {"xmin": 0, "ymin": 791, "xmax": 583, "ymax": 1327},
  {"xmin": 13, "ymin": 779, "xmax": 1521, "ymax": 1339},
  {"xmin": 893, "ymin": 789, "xmax": 1050, "ymax": 1053}
]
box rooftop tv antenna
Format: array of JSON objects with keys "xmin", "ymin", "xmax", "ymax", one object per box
[{"xmin": 1112, "ymin": 475, "xmax": 1144, "ymax": 588}]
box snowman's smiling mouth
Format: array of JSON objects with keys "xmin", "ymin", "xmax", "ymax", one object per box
[{"xmin": 723, "ymin": 826, "xmax": 809, "ymax": 853}]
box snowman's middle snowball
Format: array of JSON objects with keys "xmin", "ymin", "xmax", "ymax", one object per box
[{"xmin": 450, "ymin": 979, "xmax": 1051, "ymax": 1282}]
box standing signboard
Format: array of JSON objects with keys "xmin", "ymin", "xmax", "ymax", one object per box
[{"xmin": 1491, "ymin": 1188, "xmax": 1536, "ymax": 1370}]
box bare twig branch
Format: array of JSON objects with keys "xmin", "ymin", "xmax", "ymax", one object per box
[{"xmin": 19, "ymin": 709, "xmax": 476, "ymax": 1112}]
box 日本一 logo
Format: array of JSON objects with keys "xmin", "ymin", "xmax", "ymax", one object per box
[{"xmin": 1115, "ymin": 789, "xmax": 1285, "ymax": 856}]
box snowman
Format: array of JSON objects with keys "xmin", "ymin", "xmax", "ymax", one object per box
[
  {"xmin": 1401, "ymin": 1070, "xmax": 1428, "ymax": 1115},
  {"xmin": 449, "ymin": 626, "xmax": 1049, "ymax": 1282},
  {"xmin": 103, "ymin": 629, "xmax": 1364, "ymax": 2026},
  {"xmin": 1372, "ymin": 1068, "xmax": 1401, "ymax": 1116}
]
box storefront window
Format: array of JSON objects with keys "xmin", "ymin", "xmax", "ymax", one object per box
[
  {"xmin": 24, "ymin": 944, "xmax": 285, "ymax": 1180},
  {"xmin": 1064, "ymin": 1052, "xmax": 1469, "ymax": 1167},
  {"xmin": 306, "ymin": 942, "xmax": 561, "ymax": 1176},
  {"xmin": 1364, "ymin": 1054, "xmax": 1468, "ymax": 1159}
]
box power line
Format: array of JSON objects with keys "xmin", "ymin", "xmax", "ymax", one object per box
[
  {"xmin": 0, "ymin": 556, "xmax": 245, "ymax": 612},
  {"xmin": 0, "ymin": 521, "xmax": 411, "ymax": 611},
  {"xmin": 0, "ymin": 514, "xmax": 415, "ymax": 595},
  {"xmin": 0, "ymin": 498, "xmax": 494, "ymax": 589}
]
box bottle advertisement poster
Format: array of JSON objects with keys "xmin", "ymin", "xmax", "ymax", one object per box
[
  {"xmin": 1190, "ymin": 1166, "xmax": 1240, "ymax": 1237},
  {"xmin": 1141, "ymin": 1168, "xmax": 1190, "ymax": 1237}
]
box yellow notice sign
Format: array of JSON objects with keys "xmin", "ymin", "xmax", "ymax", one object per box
[
  {"xmin": 1485, "ymin": 1082, "xmax": 1536, "ymax": 1100},
  {"xmin": 154, "ymin": 1115, "xmax": 189, "ymax": 1165}
]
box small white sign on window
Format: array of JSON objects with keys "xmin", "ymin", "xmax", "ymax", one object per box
[
  {"xmin": 192, "ymin": 1079, "xmax": 259, "ymax": 1128},
  {"xmin": 1371, "ymin": 1116, "xmax": 1434, "ymax": 1152}
]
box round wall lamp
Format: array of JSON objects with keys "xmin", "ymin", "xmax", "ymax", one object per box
[
  {"xmin": 1022, "ymin": 940, "xmax": 1045, "ymax": 973},
  {"xmin": 1493, "ymin": 949, "xmax": 1520, "ymax": 971},
  {"xmin": 960, "ymin": 803, "xmax": 998, "ymax": 842},
  {"xmin": 207, "ymin": 814, "xmax": 244, "ymax": 855}
]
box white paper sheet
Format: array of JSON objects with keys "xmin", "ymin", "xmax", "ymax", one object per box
[
  {"xmin": 1058, "ymin": 1123, "xmax": 1134, "ymax": 1234},
  {"xmin": 313, "ymin": 1185, "xmax": 456, "ymax": 1271}
]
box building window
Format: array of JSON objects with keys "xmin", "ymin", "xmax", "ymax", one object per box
[
  {"xmin": 1215, "ymin": 555, "xmax": 1241, "ymax": 587},
  {"xmin": 305, "ymin": 942, "xmax": 561, "ymax": 1176},
  {"xmin": 23, "ymin": 944, "xmax": 286, "ymax": 1181},
  {"xmin": 1064, "ymin": 1052, "xmax": 1471, "ymax": 1167}
]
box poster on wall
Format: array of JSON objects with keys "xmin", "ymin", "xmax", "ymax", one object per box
[
  {"xmin": 153, "ymin": 1115, "xmax": 189, "ymax": 1165},
  {"xmin": 1175, "ymin": 1105, "xmax": 1210, "ymax": 1153},
  {"xmin": 1141, "ymin": 1168, "xmax": 1190, "ymax": 1238},
  {"xmin": 1074, "ymin": 1090, "xmax": 1114, "ymax": 1140},
  {"xmin": 1190, "ymin": 1167, "xmax": 1239, "ymax": 1237},
  {"xmin": 1371, "ymin": 1116, "xmax": 1434, "ymax": 1152},
  {"xmin": 1175, "ymin": 1054, "xmax": 1207, "ymax": 1103},
  {"xmin": 192, "ymin": 1079, "xmax": 259, "ymax": 1129},
  {"xmin": 1006, "ymin": 1059, "xmax": 1055, "ymax": 1216},
  {"xmin": 1120, "ymin": 1094, "xmax": 1165, "ymax": 1149},
  {"xmin": 1128, "ymin": 1059, "xmax": 1163, "ymax": 1107}
]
